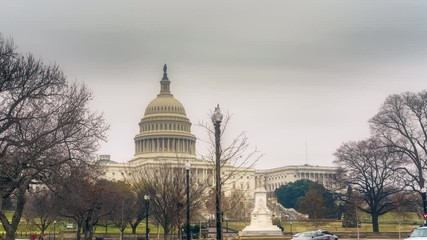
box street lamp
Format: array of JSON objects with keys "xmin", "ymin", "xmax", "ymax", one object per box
[
  {"xmin": 186, "ymin": 161, "xmax": 191, "ymax": 240},
  {"xmin": 422, "ymin": 188, "xmax": 427, "ymax": 226},
  {"xmin": 212, "ymin": 104, "xmax": 223, "ymax": 240},
  {"xmin": 53, "ymin": 220, "xmax": 56, "ymax": 240},
  {"xmin": 144, "ymin": 195, "xmax": 150, "ymax": 240}
]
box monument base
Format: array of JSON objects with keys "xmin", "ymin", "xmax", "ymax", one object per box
[
  {"xmin": 239, "ymin": 226, "xmax": 283, "ymax": 237},
  {"xmin": 239, "ymin": 187, "xmax": 283, "ymax": 237}
]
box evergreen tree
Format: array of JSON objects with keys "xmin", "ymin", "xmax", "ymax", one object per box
[
  {"xmin": 275, "ymin": 179, "xmax": 338, "ymax": 219},
  {"xmin": 342, "ymin": 185, "xmax": 358, "ymax": 228}
]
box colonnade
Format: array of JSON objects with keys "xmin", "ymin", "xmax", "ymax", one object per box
[
  {"xmin": 256, "ymin": 171, "xmax": 337, "ymax": 192},
  {"xmin": 135, "ymin": 138, "xmax": 195, "ymax": 154},
  {"xmin": 141, "ymin": 122, "xmax": 190, "ymax": 132},
  {"xmin": 297, "ymin": 172, "xmax": 336, "ymax": 182}
]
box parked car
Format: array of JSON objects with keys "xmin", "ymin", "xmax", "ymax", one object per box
[
  {"xmin": 319, "ymin": 229, "xmax": 338, "ymax": 240},
  {"xmin": 65, "ymin": 223, "xmax": 75, "ymax": 229},
  {"xmin": 405, "ymin": 226, "xmax": 427, "ymax": 240},
  {"xmin": 291, "ymin": 230, "xmax": 338, "ymax": 240},
  {"xmin": 292, "ymin": 232, "xmax": 301, "ymax": 238}
]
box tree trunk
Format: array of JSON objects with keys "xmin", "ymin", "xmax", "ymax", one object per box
[
  {"xmin": 129, "ymin": 221, "xmax": 141, "ymax": 235},
  {"xmin": 314, "ymin": 210, "xmax": 318, "ymax": 228},
  {"xmin": 3, "ymin": 186, "xmax": 27, "ymax": 240},
  {"xmin": 131, "ymin": 224, "xmax": 137, "ymax": 235},
  {"xmin": 84, "ymin": 228, "xmax": 93, "ymax": 240},
  {"xmin": 164, "ymin": 226, "xmax": 170, "ymax": 240},
  {"xmin": 76, "ymin": 223, "xmax": 82, "ymax": 240},
  {"xmin": 83, "ymin": 220, "xmax": 94, "ymax": 240},
  {"xmin": 83, "ymin": 213, "xmax": 94, "ymax": 240},
  {"xmin": 372, "ymin": 213, "xmax": 379, "ymax": 232},
  {"xmin": 5, "ymin": 230, "xmax": 16, "ymax": 240}
]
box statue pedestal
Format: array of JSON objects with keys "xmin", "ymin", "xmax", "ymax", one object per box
[{"xmin": 239, "ymin": 188, "xmax": 283, "ymax": 237}]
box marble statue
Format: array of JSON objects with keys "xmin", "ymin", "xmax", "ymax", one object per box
[{"xmin": 239, "ymin": 187, "xmax": 283, "ymax": 236}]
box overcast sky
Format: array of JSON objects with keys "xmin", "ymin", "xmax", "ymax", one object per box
[{"xmin": 1, "ymin": 1, "xmax": 427, "ymax": 169}]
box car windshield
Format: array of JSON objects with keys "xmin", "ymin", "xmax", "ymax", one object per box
[
  {"xmin": 299, "ymin": 232, "xmax": 314, "ymax": 237},
  {"xmin": 411, "ymin": 228, "xmax": 427, "ymax": 237}
]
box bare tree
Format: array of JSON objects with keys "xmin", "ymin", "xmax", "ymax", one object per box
[
  {"xmin": 108, "ymin": 181, "xmax": 137, "ymax": 240},
  {"xmin": 23, "ymin": 190, "xmax": 57, "ymax": 235},
  {"xmin": 391, "ymin": 191, "xmax": 417, "ymax": 237},
  {"xmin": 369, "ymin": 91, "xmax": 427, "ymax": 199},
  {"xmin": 104, "ymin": 170, "xmax": 147, "ymax": 235},
  {"xmin": 334, "ymin": 138, "xmax": 405, "ymax": 232},
  {"xmin": 223, "ymin": 190, "xmax": 252, "ymax": 221},
  {"xmin": 55, "ymin": 167, "xmax": 117, "ymax": 240},
  {"xmin": 205, "ymin": 189, "xmax": 252, "ymax": 221},
  {"xmin": 0, "ymin": 35, "xmax": 108, "ymax": 240},
  {"xmin": 128, "ymin": 191, "xmax": 148, "ymax": 235},
  {"xmin": 130, "ymin": 160, "xmax": 207, "ymax": 240},
  {"xmin": 198, "ymin": 111, "xmax": 262, "ymax": 224},
  {"xmin": 297, "ymin": 188, "xmax": 328, "ymax": 227},
  {"xmin": 198, "ymin": 112, "xmax": 262, "ymax": 185}
]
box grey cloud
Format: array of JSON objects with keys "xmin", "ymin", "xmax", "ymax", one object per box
[{"xmin": 1, "ymin": 0, "xmax": 427, "ymax": 166}]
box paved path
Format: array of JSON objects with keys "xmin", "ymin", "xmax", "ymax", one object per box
[{"xmin": 324, "ymin": 238, "xmax": 403, "ymax": 240}]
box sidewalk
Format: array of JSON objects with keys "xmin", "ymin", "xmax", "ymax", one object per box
[{"xmin": 340, "ymin": 238, "xmax": 404, "ymax": 240}]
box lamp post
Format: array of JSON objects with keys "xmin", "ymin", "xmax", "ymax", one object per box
[
  {"xmin": 186, "ymin": 160, "xmax": 191, "ymax": 240},
  {"xmin": 144, "ymin": 195, "xmax": 150, "ymax": 240},
  {"xmin": 422, "ymin": 188, "xmax": 427, "ymax": 226},
  {"xmin": 212, "ymin": 104, "xmax": 223, "ymax": 240},
  {"xmin": 53, "ymin": 221, "xmax": 56, "ymax": 240}
]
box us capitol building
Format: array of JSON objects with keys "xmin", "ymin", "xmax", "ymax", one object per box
[{"xmin": 99, "ymin": 65, "xmax": 337, "ymax": 200}]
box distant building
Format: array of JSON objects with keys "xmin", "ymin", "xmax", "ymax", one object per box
[
  {"xmin": 256, "ymin": 165, "xmax": 337, "ymax": 194},
  {"xmin": 99, "ymin": 65, "xmax": 337, "ymax": 199}
]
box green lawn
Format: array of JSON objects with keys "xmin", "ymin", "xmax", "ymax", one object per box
[
  {"xmin": 228, "ymin": 211, "xmax": 424, "ymax": 233},
  {"xmin": 0, "ymin": 211, "xmax": 161, "ymax": 235},
  {"xmin": 1, "ymin": 210, "xmax": 425, "ymax": 235}
]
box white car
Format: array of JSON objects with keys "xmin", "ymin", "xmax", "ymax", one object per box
[
  {"xmin": 319, "ymin": 229, "xmax": 338, "ymax": 240},
  {"xmin": 291, "ymin": 230, "xmax": 338, "ymax": 240},
  {"xmin": 405, "ymin": 226, "xmax": 427, "ymax": 240}
]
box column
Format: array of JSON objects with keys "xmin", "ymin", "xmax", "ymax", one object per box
[
  {"xmin": 172, "ymin": 138, "xmax": 176, "ymax": 152},
  {"xmin": 162, "ymin": 138, "xmax": 165, "ymax": 151},
  {"xmin": 157, "ymin": 139, "xmax": 160, "ymax": 152}
]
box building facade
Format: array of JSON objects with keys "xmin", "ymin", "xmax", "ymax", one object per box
[
  {"xmin": 99, "ymin": 65, "xmax": 337, "ymax": 199},
  {"xmin": 256, "ymin": 165, "xmax": 337, "ymax": 193}
]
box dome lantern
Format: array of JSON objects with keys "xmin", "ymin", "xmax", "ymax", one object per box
[{"xmin": 160, "ymin": 64, "xmax": 171, "ymax": 95}]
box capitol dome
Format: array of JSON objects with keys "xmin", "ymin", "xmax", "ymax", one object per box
[
  {"xmin": 132, "ymin": 65, "xmax": 196, "ymax": 161},
  {"xmin": 144, "ymin": 94, "xmax": 186, "ymax": 116}
]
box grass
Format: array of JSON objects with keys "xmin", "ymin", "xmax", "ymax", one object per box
[
  {"xmin": 228, "ymin": 211, "xmax": 424, "ymax": 233},
  {"xmin": 0, "ymin": 211, "xmax": 161, "ymax": 235},
  {"xmin": 1, "ymin": 210, "xmax": 425, "ymax": 235}
]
